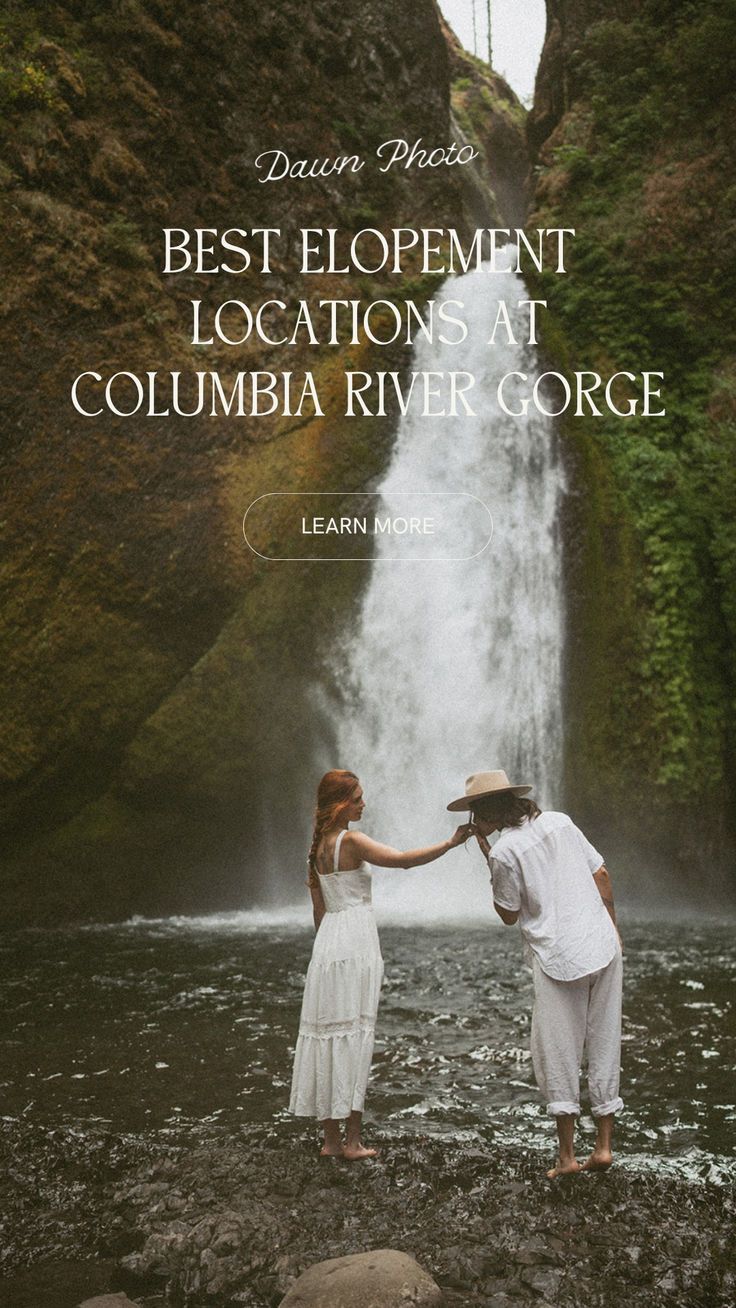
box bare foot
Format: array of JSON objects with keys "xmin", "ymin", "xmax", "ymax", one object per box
[
  {"xmin": 342, "ymin": 1141, "xmax": 378, "ymax": 1160},
  {"xmin": 546, "ymin": 1157, "xmax": 581, "ymax": 1179},
  {"xmin": 320, "ymin": 1143, "xmax": 343, "ymax": 1157},
  {"xmin": 582, "ymin": 1148, "xmax": 613, "ymax": 1171}
]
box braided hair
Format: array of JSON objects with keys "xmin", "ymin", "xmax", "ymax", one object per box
[{"xmin": 307, "ymin": 770, "xmax": 360, "ymax": 888}]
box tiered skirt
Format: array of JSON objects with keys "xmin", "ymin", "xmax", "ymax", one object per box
[{"xmin": 289, "ymin": 905, "xmax": 384, "ymax": 1120}]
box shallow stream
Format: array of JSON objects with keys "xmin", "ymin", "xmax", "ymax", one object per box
[{"xmin": 2, "ymin": 913, "xmax": 733, "ymax": 1184}]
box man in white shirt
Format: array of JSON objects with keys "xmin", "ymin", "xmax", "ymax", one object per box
[{"xmin": 448, "ymin": 771, "xmax": 623, "ymax": 1178}]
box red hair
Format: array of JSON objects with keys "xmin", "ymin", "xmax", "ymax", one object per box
[{"xmin": 307, "ymin": 769, "xmax": 359, "ymax": 887}]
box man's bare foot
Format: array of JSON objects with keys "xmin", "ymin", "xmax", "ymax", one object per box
[
  {"xmin": 342, "ymin": 1141, "xmax": 378, "ymax": 1160},
  {"xmin": 320, "ymin": 1144, "xmax": 343, "ymax": 1156},
  {"xmin": 582, "ymin": 1148, "xmax": 613, "ymax": 1171},
  {"xmin": 546, "ymin": 1157, "xmax": 581, "ymax": 1179}
]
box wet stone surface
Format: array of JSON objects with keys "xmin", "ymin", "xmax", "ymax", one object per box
[{"xmin": 1, "ymin": 1122, "xmax": 734, "ymax": 1308}]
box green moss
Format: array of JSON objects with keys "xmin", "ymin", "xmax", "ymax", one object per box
[
  {"xmin": 0, "ymin": 57, "xmax": 56, "ymax": 108},
  {"xmin": 348, "ymin": 203, "xmax": 381, "ymax": 228},
  {"xmin": 98, "ymin": 213, "xmax": 150, "ymax": 268},
  {"xmin": 332, "ymin": 118, "xmax": 362, "ymax": 149},
  {"xmin": 528, "ymin": 0, "xmax": 736, "ymax": 833},
  {"xmin": 449, "ymin": 56, "xmax": 527, "ymax": 228},
  {"xmin": 478, "ymin": 83, "xmax": 525, "ymax": 127}
]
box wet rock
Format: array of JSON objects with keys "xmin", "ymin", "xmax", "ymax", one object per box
[
  {"xmin": 3, "ymin": 1122, "xmax": 735, "ymax": 1308},
  {"xmin": 278, "ymin": 1249, "xmax": 443, "ymax": 1307},
  {"xmin": 510, "ymin": 1238, "xmax": 560, "ymax": 1267},
  {"xmin": 78, "ymin": 1295, "xmax": 141, "ymax": 1308},
  {"xmin": 119, "ymin": 1197, "xmax": 280, "ymax": 1303},
  {"xmin": 656, "ymin": 1271, "xmax": 678, "ymax": 1294},
  {"xmin": 519, "ymin": 1266, "xmax": 563, "ymax": 1298},
  {"xmin": 440, "ymin": 1246, "xmax": 490, "ymax": 1289}
]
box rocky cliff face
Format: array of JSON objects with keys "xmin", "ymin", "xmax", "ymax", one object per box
[
  {"xmin": 527, "ymin": 0, "xmax": 638, "ymax": 156},
  {"xmin": 527, "ymin": 0, "xmax": 736, "ymax": 891},
  {"xmin": 442, "ymin": 19, "xmax": 529, "ymax": 228},
  {"xmin": 0, "ymin": 1, "xmax": 526, "ymax": 924}
]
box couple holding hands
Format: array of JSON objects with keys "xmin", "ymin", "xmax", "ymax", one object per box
[{"xmin": 289, "ymin": 768, "xmax": 623, "ymax": 1179}]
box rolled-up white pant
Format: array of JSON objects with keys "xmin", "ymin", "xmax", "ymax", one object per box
[{"xmin": 530, "ymin": 944, "xmax": 623, "ymax": 1118}]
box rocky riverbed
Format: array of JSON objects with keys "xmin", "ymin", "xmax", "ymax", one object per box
[{"xmin": 1, "ymin": 1120, "xmax": 734, "ymax": 1308}]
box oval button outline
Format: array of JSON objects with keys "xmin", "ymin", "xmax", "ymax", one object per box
[{"xmin": 242, "ymin": 492, "xmax": 494, "ymax": 563}]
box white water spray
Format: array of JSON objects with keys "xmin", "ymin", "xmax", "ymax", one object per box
[{"xmin": 334, "ymin": 261, "xmax": 567, "ymax": 921}]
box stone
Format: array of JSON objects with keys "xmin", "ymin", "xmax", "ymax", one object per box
[
  {"xmin": 520, "ymin": 1267, "xmax": 563, "ymax": 1298},
  {"xmin": 278, "ymin": 1249, "xmax": 443, "ymax": 1307},
  {"xmin": 511, "ymin": 1237, "xmax": 560, "ymax": 1267},
  {"xmin": 77, "ymin": 1295, "xmax": 141, "ymax": 1308}
]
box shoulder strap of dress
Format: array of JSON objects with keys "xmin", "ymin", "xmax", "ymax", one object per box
[{"xmin": 333, "ymin": 829, "xmax": 347, "ymax": 872}]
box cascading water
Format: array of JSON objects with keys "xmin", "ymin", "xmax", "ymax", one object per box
[{"xmin": 333, "ymin": 259, "xmax": 567, "ymax": 920}]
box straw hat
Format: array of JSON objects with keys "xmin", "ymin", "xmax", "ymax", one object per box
[{"xmin": 447, "ymin": 769, "xmax": 532, "ymax": 812}]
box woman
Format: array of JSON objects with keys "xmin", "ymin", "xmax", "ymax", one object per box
[{"xmin": 289, "ymin": 769, "xmax": 472, "ymax": 1159}]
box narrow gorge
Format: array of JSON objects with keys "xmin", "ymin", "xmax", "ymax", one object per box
[{"xmin": 1, "ymin": 0, "xmax": 734, "ymax": 926}]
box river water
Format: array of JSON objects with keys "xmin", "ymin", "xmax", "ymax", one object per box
[{"xmin": 2, "ymin": 913, "xmax": 733, "ymax": 1185}]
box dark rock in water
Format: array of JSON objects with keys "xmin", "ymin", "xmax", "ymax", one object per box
[
  {"xmin": 277, "ymin": 1249, "xmax": 443, "ymax": 1306},
  {"xmin": 78, "ymin": 1295, "xmax": 141, "ymax": 1308},
  {"xmin": 106, "ymin": 1133, "xmax": 736, "ymax": 1306},
  {"xmin": 511, "ymin": 1236, "xmax": 561, "ymax": 1267},
  {"xmin": 519, "ymin": 1266, "xmax": 563, "ymax": 1297}
]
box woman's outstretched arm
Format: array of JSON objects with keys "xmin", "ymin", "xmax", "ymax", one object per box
[{"xmin": 346, "ymin": 824, "xmax": 473, "ymax": 869}]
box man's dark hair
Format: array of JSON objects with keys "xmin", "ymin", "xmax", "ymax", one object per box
[{"xmin": 471, "ymin": 793, "xmax": 541, "ymax": 829}]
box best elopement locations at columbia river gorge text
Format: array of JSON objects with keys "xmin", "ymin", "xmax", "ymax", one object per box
[{"xmin": 67, "ymin": 225, "xmax": 666, "ymax": 423}]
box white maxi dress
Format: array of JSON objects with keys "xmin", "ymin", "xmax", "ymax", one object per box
[{"xmin": 289, "ymin": 830, "xmax": 384, "ymax": 1120}]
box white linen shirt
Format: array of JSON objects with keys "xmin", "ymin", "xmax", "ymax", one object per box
[{"xmin": 489, "ymin": 811, "xmax": 617, "ymax": 981}]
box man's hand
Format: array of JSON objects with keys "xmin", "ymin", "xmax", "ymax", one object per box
[
  {"xmin": 593, "ymin": 865, "xmax": 620, "ymax": 944},
  {"xmin": 494, "ymin": 901, "xmax": 520, "ymax": 926}
]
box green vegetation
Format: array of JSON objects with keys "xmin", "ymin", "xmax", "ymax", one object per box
[
  {"xmin": 0, "ymin": 57, "xmax": 56, "ymax": 108},
  {"xmin": 99, "ymin": 213, "xmax": 150, "ymax": 267},
  {"xmin": 478, "ymin": 82, "xmax": 525, "ymax": 128},
  {"xmin": 0, "ymin": 21, "xmax": 63, "ymax": 112},
  {"xmin": 529, "ymin": 0, "xmax": 736, "ymax": 828},
  {"xmin": 0, "ymin": 11, "xmax": 82, "ymax": 118}
]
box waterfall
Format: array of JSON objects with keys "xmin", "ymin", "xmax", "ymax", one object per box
[{"xmin": 333, "ymin": 260, "xmax": 567, "ymax": 921}]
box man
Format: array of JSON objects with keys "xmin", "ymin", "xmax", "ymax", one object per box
[{"xmin": 448, "ymin": 770, "xmax": 623, "ymax": 1178}]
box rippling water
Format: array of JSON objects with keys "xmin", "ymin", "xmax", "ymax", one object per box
[{"xmin": 1, "ymin": 915, "xmax": 734, "ymax": 1183}]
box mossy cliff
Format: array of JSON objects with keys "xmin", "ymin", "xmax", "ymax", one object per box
[
  {"xmin": 442, "ymin": 16, "xmax": 530, "ymax": 228},
  {"xmin": 527, "ymin": 0, "xmax": 736, "ymax": 893},
  {"xmin": 0, "ymin": 2, "xmax": 526, "ymax": 924}
]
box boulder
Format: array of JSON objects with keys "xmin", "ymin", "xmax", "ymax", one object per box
[{"xmin": 279, "ymin": 1249, "xmax": 443, "ymax": 1307}]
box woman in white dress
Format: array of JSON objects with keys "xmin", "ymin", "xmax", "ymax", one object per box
[{"xmin": 289, "ymin": 769, "xmax": 472, "ymax": 1159}]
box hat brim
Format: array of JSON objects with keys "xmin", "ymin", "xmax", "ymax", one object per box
[{"xmin": 447, "ymin": 785, "xmax": 532, "ymax": 812}]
